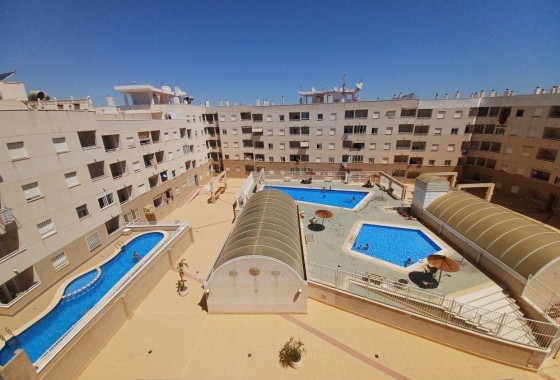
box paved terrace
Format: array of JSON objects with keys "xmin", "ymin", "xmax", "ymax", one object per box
[{"xmin": 77, "ymin": 178, "xmax": 560, "ymax": 379}]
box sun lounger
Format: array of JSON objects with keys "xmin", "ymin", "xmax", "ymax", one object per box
[{"xmin": 324, "ymin": 176, "xmax": 333, "ymax": 182}]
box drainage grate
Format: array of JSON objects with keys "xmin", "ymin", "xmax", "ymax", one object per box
[{"xmin": 305, "ymin": 233, "xmax": 316, "ymax": 243}]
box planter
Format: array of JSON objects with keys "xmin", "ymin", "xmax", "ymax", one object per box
[
  {"xmin": 289, "ymin": 357, "xmax": 302, "ymax": 369},
  {"xmin": 178, "ymin": 288, "xmax": 189, "ymax": 297}
]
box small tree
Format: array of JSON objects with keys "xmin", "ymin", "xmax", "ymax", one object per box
[
  {"xmin": 278, "ymin": 337, "xmax": 306, "ymax": 368},
  {"xmin": 176, "ymin": 259, "xmax": 188, "ymax": 292}
]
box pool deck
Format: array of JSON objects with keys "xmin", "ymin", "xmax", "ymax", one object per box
[{"xmin": 76, "ymin": 178, "xmax": 560, "ymax": 380}]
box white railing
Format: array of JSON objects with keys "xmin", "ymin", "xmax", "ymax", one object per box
[
  {"xmin": 523, "ymin": 275, "xmax": 560, "ymax": 320},
  {"xmin": 308, "ymin": 262, "xmax": 558, "ymax": 351},
  {"xmin": 0, "ymin": 246, "xmax": 26, "ymax": 265},
  {"xmin": 34, "ymin": 222, "xmax": 188, "ymax": 371}
]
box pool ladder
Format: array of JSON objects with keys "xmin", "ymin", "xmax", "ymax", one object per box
[{"xmin": 0, "ymin": 327, "xmax": 15, "ymax": 342}]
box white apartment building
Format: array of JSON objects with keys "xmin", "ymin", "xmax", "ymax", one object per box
[{"xmin": 0, "ymin": 78, "xmax": 210, "ymax": 314}]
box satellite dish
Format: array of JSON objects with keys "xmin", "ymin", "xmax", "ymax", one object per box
[{"xmin": 356, "ymin": 82, "xmax": 363, "ymax": 90}]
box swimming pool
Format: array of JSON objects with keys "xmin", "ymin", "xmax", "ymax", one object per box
[
  {"xmin": 0, "ymin": 232, "xmax": 164, "ymax": 366},
  {"xmin": 350, "ymin": 223, "xmax": 444, "ymax": 268},
  {"xmin": 263, "ymin": 186, "xmax": 368, "ymax": 209}
]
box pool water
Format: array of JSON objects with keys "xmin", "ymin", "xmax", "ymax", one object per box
[
  {"xmin": 352, "ymin": 224, "xmax": 441, "ymax": 267},
  {"xmin": 0, "ymin": 232, "xmax": 164, "ymax": 366},
  {"xmin": 263, "ymin": 186, "xmax": 367, "ymax": 209}
]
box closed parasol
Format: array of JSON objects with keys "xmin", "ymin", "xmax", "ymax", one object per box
[
  {"xmin": 314, "ymin": 209, "xmax": 333, "ymax": 226},
  {"xmin": 426, "ymin": 254, "xmax": 460, "ymax": 282}
]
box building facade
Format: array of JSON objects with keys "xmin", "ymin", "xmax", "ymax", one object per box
[{"xmin": 1, "ymin": 75, "xmax": 559, "ymax": 314}]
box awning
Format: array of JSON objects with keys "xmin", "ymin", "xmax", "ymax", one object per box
[{"xmin": 144, "ymin": 204, "xmax": 155, "ymax": 215}]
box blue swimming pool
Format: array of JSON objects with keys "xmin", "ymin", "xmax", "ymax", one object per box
[
  {"xmin": 352, "ymin": 224, "xmax": 441, "ymax": 267},
  {"xmin": 263, "ymin": 186, "xmax": 368, "ymax": 209},
  {"xmin": 0, "ymin": 232, "xmax": 164, "ymax": 366}
]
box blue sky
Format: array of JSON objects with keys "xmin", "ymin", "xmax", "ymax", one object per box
[{"xmin": 2, "ymin": 1, "xmax": 559, "ymax": 106}]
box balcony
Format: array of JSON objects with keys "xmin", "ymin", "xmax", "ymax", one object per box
[
  {"xmin": 0, "ymin": 208, "xmax": 20, "ymax": 234},
  {"xmin": 543, "ymin": 128, "xmax": 560, "ymax": 140},
  {"xmin": 102, "ymin": 134, "xmax": 121, "ymax": 152},
  {"xmin": 536, "ymin": 148, "xmax": 557, "ymax": 162},
  {"xmin": 530, "ymin": 169, "xmax": 551, "ymax": 182},
  {"xmin": 109, "ymin": 161, "xmax": 128, "ymax": 179}
]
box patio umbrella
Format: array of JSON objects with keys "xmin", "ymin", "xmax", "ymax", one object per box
[
  {"xmin": 314, "ymin": 209, "xmax": 333, "ymax": 227},
  {"xmin": 426, "ymin": 254, "xmax": 460, "ymax": 282}
]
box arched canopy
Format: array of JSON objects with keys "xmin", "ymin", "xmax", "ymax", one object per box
[
  {"xmin": 210, "ymin": 190, "xmax": 305, "ymax": 278},
  {"xmin": 426, "ymin": 191, "xmax": 560, "ymax": 279}
]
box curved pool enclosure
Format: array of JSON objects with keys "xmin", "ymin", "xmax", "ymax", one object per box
[{"xmin": 0, "ymin": 232, "xmax": 164, "ymax": 366}]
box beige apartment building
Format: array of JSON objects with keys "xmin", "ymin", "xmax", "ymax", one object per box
[
  {"xmin": 0, "ymin": 78, "xmax": 210, "ymax": 315},
  {"xmin": 0, "ymin": 74, "xmax": 559, "ymax": 316}
]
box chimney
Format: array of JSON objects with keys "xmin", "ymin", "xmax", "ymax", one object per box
[
  {"xmin": 550, "ymin": 85, "xmax": 559, "ymax": 94},
  {"xmin": 444, "ymin": 93, "xmax": 449, "ymax": 100},
  {"xmin": 225, "ymin": 100, "xmax": 229, "ymax": 106},
  {"xmin": 490, "ymin": 89, "xmax": 496, "ymax": 97},
  {"xmin": 480, "ymin": 90, "xmax": 485, "ymax": 97},
  {"xmin": 504, "ymin": 89, "xmax": 512, "ymax": 96},
  {"xmin": 455, "ymin": 91, "xmax": 460, "ymax": 99},
  {"xmin": 534, "ymin": 86, "xmax": 541, "ymax": 95},
  {"xmin": 435, "ymin": 93, "xmax": 439, "ymax": 100},
  {"xmin": 205, "ymin": 99, "xmax": 210, "ymax": 107},
  {"xmin": 256, "ymin": 97, "xmax": 260, "ymax": 106}
]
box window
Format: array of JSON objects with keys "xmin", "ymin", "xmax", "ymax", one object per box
[
  {"xmin": 386, "ymin": 110, "xmax": 396, "ymax": 119},
  {"xmin": 301, "ymin": 112, "xmax": 309, "ymax": 120},
  {"xmin": 230, "ymin": 115, "xmax": 237, "ymax": 122},
  {"xmin": 352, "ymin": 155, "xmax": 363, "ymax": 163},
  {"xmin": 434, "ymin": 128, "xmax": 442, "ymax": 135},
  {"xmin": 383, "ymin": 143, "xmax": 391, "ymax": 150},
  {"xmin": 76, "ymin": 204, "xmax": 89, "ymax": 219},
  {"xmin": 317, "ymin": 113, "xmax": 323, "ymax": 121},
  {"xmin": 65, "ymin": 172, "xmax": 80, "ymax": 187},
  {"xmin": 77, "ymin": 131, "xmax": 97, "ymax": 148},
  {"xmin": 87, "ymin": 161, "xmax": 106, "ymax": 180},
  {"xmin": 505, "ymin": 147, "xmax": 513, "ymax": 154},
  {"xmin": 516, "ymin": 109, "xmax": 524, "ymax": 117},
  {"xmin": 7, "ymin": 141, "xmax": 27, "ymax": 160},
  {"xmin": 105, "ymin": 216, "xmax": 120, "ymax": 235},
  {"xmin": 451, "ymin": 128, "xmax": 458, "ymax": 135},
  {"xmin": 279, "ymin": 115, "xmax": 285, "ymax": 121},
  {"xmin": 385, "ymin": 127, "xmax": 393, "ymax": 135},
  {"xmin": 315, "ymin": 157, "xmax": 322, "ymax": 163},
  {"xmin": 222, "ymin": 142, "xmax": 228, "ymax": 148},
  {"xmin": 268, "ymin": 143, "xmax": 273, "ymax": 149},
  {"xmin": 369, "ymin": 143, "xmax": 376, "ymax": 150},
  {"xmin": 267, "ymin": 129, "xmax": 273, "ymax": 136},
  {"xmin": 37, "ymin": 219, "xmax": 56, "ymax": 238},
  {"xmin": 444, "ymin": 160, "xmax": 452, "ymax": 166},
  {"xmin": 219, "ymin": 115, "xmax": 226, "ymax": 122},
  {"xmin": 428, "ymin": 160, "xmax": 435, "ymax": 166},
  {"xmin": 97, "ymin": 190, "xmax": 115, "ymax": 209},
  {"xmin": 431, "ymin": 144, "xmax": 439, "ymax": 151},
  {"xmin": 132, "ymin": 161, "xmax": 141, "ymax": 172},
  {"xmin": 266, "ymin": 115, "xmax": 272, "ymax": 122},
  {"xmin": 279, "ymin": 143, "xmax": 285, "ymax": 150},
  {"xmin": 22, "ymin": 182, "xmax": 41, "ymax": 201},
  {"xmin": 168, "ymin": 151, "xmax": 173, "ymax": 160},
  {"xmin": 316, "ymin": 143, "xmax": 322, "ymax": 150},
  {"xmin": 371, "ymin": 128, "xmax": 378, "ymax": 135},
  {"xmin": 329, "ymin": 157, "xmax": 335, "ymax": 163},
  {"xmin": 329, "ymin": 128, "xmax": 336, "ymax": 136},
  {"xmin": 400, "ymin": 108, "xmax": 416, "ymax": 118},
  {"xmin": 279, "ymin": 129, "xmax": 285, "ymax": 136},
  {"xmin": 52, "ymin": 137, "xmax": 69, "ymax": 153},
  {"xmin": 447, "ymin": 144, "xmax": 455, "ymax": 152},
  {"xmin": 126, "ymin": 136, "xmax": 135, "ymax": 148},
  {"xmin": 328, "ymin": 143, "xmax": 335, "ymax": 150},
  {"xmin": 533, "ymin": 108, "xmax": 543, "ymax": 117},
  {"xmin": 372, "ymin": 111, "xmax": 380, "ymax": 119},
  {"xmin": 233, "ymin": 142, "xmax": 239, "ymax": 148},
  {"xmin": 453, "ymin": 110, "xmax": 462, "ymax": 119},
  {"xmin": 417, "ymin": 109, "xmax": 432, "ymax": 118},
  {"xmin": 436, "ymin": 111, "xmax": 445, "ymax": 119},
  {"xmin": 232, "ymin": 129, "xmax": 238, "ymax": 135},
  {"xmin": 164, "ymin": 132, "xmax": 170, "ymax": 141},
  {"xmin": 316, "ymin": 128, "xmax": 323, "ymax": 136},
  {"xmin": 51, "ymin": 253, "xmax": 69, "ymax": 271},
  {"xmin": 368, "ymin": 157, "xmax": 375, "ymax": 163}
]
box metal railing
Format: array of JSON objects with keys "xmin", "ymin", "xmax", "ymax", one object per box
[
  {"xmin": 523, "ymin": 275, "xmax": 560, "ymax": 320},
  {"xmin": 308, "ymin": 262, "xmax": 558, "ymax": 351},
  {"xmin": 34, "ymin": 222, "xmax": 188, "ymax": 371}
]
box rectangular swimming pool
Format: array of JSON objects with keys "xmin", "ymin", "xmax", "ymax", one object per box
[{"xmin": 263, "ymin": 186, "xmax": 368, "ymax": 209}]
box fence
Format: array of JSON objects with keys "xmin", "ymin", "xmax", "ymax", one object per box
[{"xmin": 308, "ymin": 262, "xmax": 559, "ymax": 351}]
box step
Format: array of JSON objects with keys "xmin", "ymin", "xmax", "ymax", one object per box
[
  {"xmin": 468, "ymin": 292, "xmax": 510, "ymax": 308},
  {"xmin": 454, "ymin": 285, "xmax": 504, "ymax": 304}
]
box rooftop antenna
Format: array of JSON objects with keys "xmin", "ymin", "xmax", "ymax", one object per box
[{"xmin": 342, "ymin": 73, "xmax": 347, "ymax": 92}]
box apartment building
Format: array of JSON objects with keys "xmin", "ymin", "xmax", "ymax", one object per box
[
  {"xmin": 461, "ymin": 88, "xmax": 560, "ymax": 210},
  {"xmin": 0, "ymin": 79, "xmax": 209, "ymax": 314}
]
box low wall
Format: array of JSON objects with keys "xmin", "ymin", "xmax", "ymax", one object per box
[
  {"xmin": 308, "ymin": 282, "xmax": 548, "ymax": 370},
  {"xmin": 0, "ymin": 226, "xmax": 193, "ymax": 380}
]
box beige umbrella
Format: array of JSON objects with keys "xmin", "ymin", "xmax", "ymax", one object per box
[
  {"xmin": 314, "ymin": 209, "xmax": 333, "ymax": 227},
  {"xmin": 427, "ymin": 254, "xmax": 460, "ymax": 282}
]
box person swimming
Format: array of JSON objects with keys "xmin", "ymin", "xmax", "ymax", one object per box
[
  {"xmin": 363, "ymin": 243, "xmax": 369, "ymax": 250},
  {"xmin": 132, "ymin": 252, "xmax": 140, "ymax": 262},
  {"xmin": 405, "ymin": 257, "xmax": 412, "ymax": 267}
]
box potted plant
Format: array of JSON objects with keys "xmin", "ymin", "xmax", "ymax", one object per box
[
  {"xmin": 278, "ymin": 337, "xmax": 306, "ymax": 369},
  {"xmin": 176, "ymin": 259, "xmax": 189, "ymax": 296}
]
